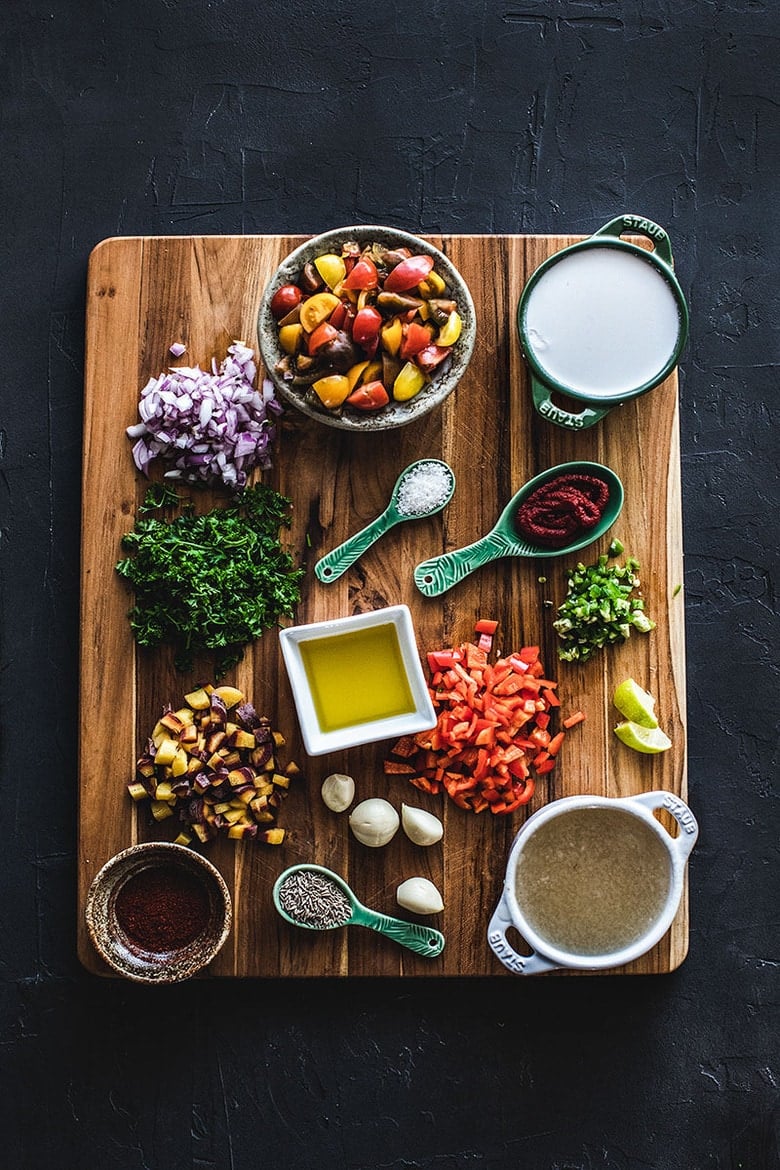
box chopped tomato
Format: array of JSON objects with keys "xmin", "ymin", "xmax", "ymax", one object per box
[
  {"xmin": 399, "ymin": 321, "xmax": 433, "ymax": 359},
  {"xmin": 352, "ymin": 306, "xmax": 383, "ymax": 347},
  {"xmin": 307, "ymin": 321, "xmax": 339, "ymax": 355},
  {"xmin": 342, "ymin": 257, "xmax": 379, "ymax": 290},
  {"xmin": 345, "ymin": 380, "xmax": 389, "ymax": 411},
  {"xmin": 415, "ymin": 344, "xmax": 452, "ymax": 373},
  {"xmin": 383, "ymin": 254, "xmax": 434, "ymax": 292}
]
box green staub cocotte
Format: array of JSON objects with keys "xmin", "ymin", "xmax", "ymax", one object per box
[
  {"xmin": 553, "ymin": 550, "xmax": 655, "ymax": 663},
  {"xmin": 116, "ymin": 483, "xmax": 304, "ymax": 676}
]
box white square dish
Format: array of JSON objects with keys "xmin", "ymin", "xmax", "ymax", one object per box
[{"xmin": 279, "ymin": 605, "xmax": 436, "ymax": 756}]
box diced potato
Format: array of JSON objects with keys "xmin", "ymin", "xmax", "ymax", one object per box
[
  {"xmin": 229, "ymin": 729, "xmax": 256, "ymax": 750},
  {"xmin": 127, "ymin": 782, "xmax": 149, "ymax": 802},
  {"xmin": 151, "ymin": 799, "xmax": 175, "ymax": 821},
  {"xmin": 160, "ymin": 711, "xmax": 187, "ymax": 736},
  {"xmin": 154, "ymin": 737, "xmax": 179, "ymax": 766},
  {"xmin": 213, "ymin": 686, "xmax": 244, "ymax": 709},
  {"xmin": 173, "ymin": 831, "xmax": 193, "ymax": 846},
  {"xmin": 174, "ymin": 707, "xmax": 195, "ymax": 725},
  {"xmin": 184, "ymin": 687, "xmax": 211, "ymax": 710},
  {"xmin": 170, "ymin": 748, "xmax": 189, "ymax": 777},
  {"xmin": 272, "ymin": 773, "xmax": 290, "ymax": 789},
  {"xmin": 258, "ymin": 828, "xmax": 285, "ymax": 845}
]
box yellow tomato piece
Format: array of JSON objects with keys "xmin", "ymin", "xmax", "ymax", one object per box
[
  {"xmin": 278, "ymin": 323, "xmax": 303, "ymax": 354},
  {"xmin": 346, "ymin": 360, "xmax": 370, "ymax": 391},
  {"xmin": 393, "ymin": 362, "xmax": 427, "ymax": 401},
  {"xmin": 314, "ymin": 253, "xmax": 347, "ymax": 290},
  {"xmin": 312, "ymin": 374, "xmax": 351, "ymax": 409},
  {"xmin": 418, "ymin": 270, "xmax": 446, "ymax": 298},
  {"xmin": 299, "ymin": 292, "xmax": 340, "ymax": 333},
  {"xmin": 437, "ymin": 310, "xmax": 462, "ymax": 346},
  {"xmin": 380, "ymin": 317, "xmax": 403, "ymax": 356}
]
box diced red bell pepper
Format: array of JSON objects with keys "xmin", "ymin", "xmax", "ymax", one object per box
[
  {"xmin": 474, "ymin": 619, "xmax": 499, "ymax": 635},
  {"xmin": 563, "ymin": 710, "xmax": 586, "ymax": 728}
]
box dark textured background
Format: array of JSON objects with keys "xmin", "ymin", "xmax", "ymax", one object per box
[{"xmin": 1, "ymin": 2, "xmax": 777, "ymax": 1168}]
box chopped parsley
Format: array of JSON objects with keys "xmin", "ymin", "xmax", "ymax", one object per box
[{"xmin": 116, "ymin": 484, "xmax": 304, "ymax": 676}]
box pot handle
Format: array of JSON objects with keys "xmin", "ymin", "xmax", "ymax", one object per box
[
  {"xmin": 592, "ymin": 214, "xmax": 675, "ymax": 268},
  {"xmin": 487, "ymin": 888, "xmax": 560, "ymax": 975},
  {"xmin": 531, "ymin": 376, "xmax": 611, "ymax": 431},
  {"xmin": 625, "ymin": 790, "xmax": 699, "ymax": 862}
]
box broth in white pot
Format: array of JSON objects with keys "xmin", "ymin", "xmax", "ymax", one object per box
[{"xmin": 514, "ymin": 806, "xmax": 672, "ymax": 956}]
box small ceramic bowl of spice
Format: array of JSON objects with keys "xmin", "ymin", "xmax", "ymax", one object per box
[
  {"xmin": 258, "ymin": 225, "xmax": 476, "ymax": 431},
  {"xmin": 85, "ymin": 842, "xmax": 232, "ymax": 984}
]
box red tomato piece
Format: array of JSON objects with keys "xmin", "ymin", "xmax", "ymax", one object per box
[
  {"xmin": 329, "ymin": 303, "xmax": 350, "ymax": 331},
  {"xmin": 307, "ymin": 321, "xmax": 339, "ymax": 355},
  {"xmin": 345, "ymin": 380, "xmax": 389, "ymax": 411},
  {"xmin": 352, "ymin": 306, "xmax": 383, "ymax": 347},
  {"xmin": 383, "ymin": 254, "xmax": 435, "ymax": 292},
  {"xmin": 269, "ymin": 284, "xmax": 302, "ymax": 320},
  {"xmin": 342, "ymin": 257, "xmax": 379, "ymax": 290},
  {"xmin": 400, "ymin": 321, "xmax": 433, "ymax": 360},
  {"xmin": 415, "ymin": 344, "xmax": 452, "ymax": 373}
]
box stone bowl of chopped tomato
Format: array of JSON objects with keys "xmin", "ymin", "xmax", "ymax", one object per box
[{"xmin": 258, "ymin": 225, "xmax": 476, "ymax": 431}]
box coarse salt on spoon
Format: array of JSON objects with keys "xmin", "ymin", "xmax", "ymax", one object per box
[{"xmin": 314, "ymin": 459, "xmax": 455, "ymax": 583}]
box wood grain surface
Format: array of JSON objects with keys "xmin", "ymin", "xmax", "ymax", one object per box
[{"xmin": 79, "ymin": 233, "xmax": 688, "ymax": 978}]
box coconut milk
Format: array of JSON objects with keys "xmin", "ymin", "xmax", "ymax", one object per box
[
  {"xmin": 514, "ymin": 806, "xmax": 672, "ymax": 956},
  {"xmin": 523, "ymin": 247, "xmax": 682, "ymax": 397}
]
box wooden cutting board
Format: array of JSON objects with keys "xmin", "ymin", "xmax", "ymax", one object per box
[{"xmin": 79, "ymin": 233, "xmax": 688, "ymax": 977}]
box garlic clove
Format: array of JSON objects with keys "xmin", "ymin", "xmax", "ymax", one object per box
[
  {"xmin": 348, "ymin": 798, "xmax": 400, "ymax": 847},
  {"xmin": 321, "ymin": 773, "xmax": 355, "ymax": 813},
  {"xmin": 401, "ymin": 803, "xmax": 443, "ymax": 846},
  {"xmin": 396, "ymin": 876, "xmax": 444, "ymax": 915}
]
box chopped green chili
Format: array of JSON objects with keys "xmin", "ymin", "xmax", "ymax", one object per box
[{"xmin": 553, "ymin": 553, "xmax": 655, "ymax": 663}]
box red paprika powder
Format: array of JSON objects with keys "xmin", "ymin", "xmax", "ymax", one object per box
[
  {"xmin": 515, "ymin": 473, "xmax": 610, "ymax": 548},
  {"xmin": 114, "ymin": 863, "xmax": 210, "ymax": 953}
]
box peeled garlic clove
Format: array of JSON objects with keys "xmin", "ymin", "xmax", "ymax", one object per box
[
  {"xmin": 401, "ymin": 803, "xmax": 443, "ymax": 846},
  {"xmin": 348, "ymin": 798, "xmax": 399, "ymax": 847},
  {"xmin": 396, "ymin": 877, "xmax": 444, "ymax": 915},
  {"xmin": 321, "ymin": 773, "xmax": 355, "ymax": 813}
]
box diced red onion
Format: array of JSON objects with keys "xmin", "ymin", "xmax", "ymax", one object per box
[
  {"xmin": 169, "ymin": 342, "xmax": 186, "ymax": 357},
  {"xmin": 126, "ymin": 341, "xmax": 280, "ymax": 487}
]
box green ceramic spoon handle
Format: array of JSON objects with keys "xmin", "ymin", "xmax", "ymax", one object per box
[
  {"xmin": 414, "ymin": 531, "xmax": 513, "ymax": 597},
  {"xmin": 315, "ymin": 510, "xmax": 397, "ymax": 583},
  {"xmin": 352, "ymin": 905, "xmax": 445, "ymax": 957}
]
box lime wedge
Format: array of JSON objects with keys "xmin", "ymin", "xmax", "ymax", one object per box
[
  {"xmin": 612, "ymin": 678, "xmax": 658, "ymax": 729},
  {"xmin": 614, "ymin": 720, "xmax": 672, "ymax": 753}
]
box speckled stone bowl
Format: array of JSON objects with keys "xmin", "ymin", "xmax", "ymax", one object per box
[
  {"xmin": 85, "ymin": 842, "xmax": 232, "ymax": 984},
  {"xmin": 258, "ymin": 225, "xmax": 476, "ymax": 432}
]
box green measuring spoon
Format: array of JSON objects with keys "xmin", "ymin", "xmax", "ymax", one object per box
[
  {"xmin": 315, "ymin": 459, "xmax": 455, "ymax": 583},
  {"xmin": 413, "ymin": 461, "xmax": 624, "ymax": 598},
  {"xmin": 273, "ymin": 863, "xmax": 445, "ymax": 958}
]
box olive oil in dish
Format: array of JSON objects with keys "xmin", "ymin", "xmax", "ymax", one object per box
[
  {"xmin": 514, "ymin": 806, "xmax": 672, "ymax": 956},
  {"xmin": 299, "ymin": 622, "xmax": 415, "ymax": 733}
]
